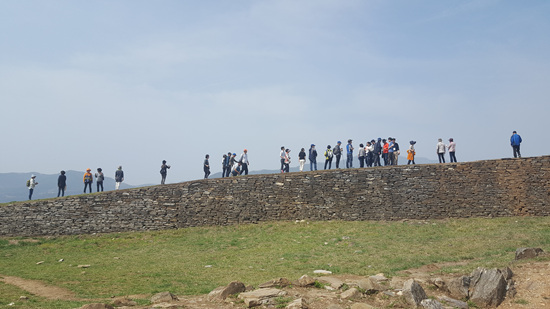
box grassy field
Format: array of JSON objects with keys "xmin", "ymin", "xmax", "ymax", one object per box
[{"xmin": 1, "ymin": 216, "xmax": 549, "ymax": 308}]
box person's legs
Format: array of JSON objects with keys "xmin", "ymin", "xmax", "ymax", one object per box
[
  {"xmin": 29, "ymin": 188, "xmax": 33, "ymax": 200},
  {"xmin": 359, "ymin": 156, "xmax": 364, "ymax": 168},
  {"xmin": 394, "ymin": 153, "xmax": 399, "ymax": 165},
  {"xmin": 242, "ymin": 164, "xmax": 248, "ymax": 175},
  {"xmin": 97, "ymin": 182, "xmax": 100, "ymax": 192},
  {"xmin": 347, "ymin": 154, "xmax": 352, "ymax": 168},
  {"xmin": 335, "ymin": 155, "xmax": 341, "ymax": 168},
  {"xmin": 58, "ymin": 187, "xmax": 61, "ymax": 197},
  {"xmin": 116, "ymin": 182, "xmax": 120, "ymax": 190},
  {"xmin": 450, "ymin": 152, "xmax": 457, "ymax": 163},
  {"xmin": 313, "ymin": 161, "xmax": 317, "ymax": 170},
  {"xmin": 328, "ymin": 160, "xmax": 332, "ymax": 169},
  {"xmin": 281, "ymin": 159, "xmax": 285, "ymax": 172}
]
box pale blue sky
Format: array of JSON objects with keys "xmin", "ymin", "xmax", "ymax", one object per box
[{"xmin": 1, "ymin": 1, "xmax": 549, "ymax": 185}]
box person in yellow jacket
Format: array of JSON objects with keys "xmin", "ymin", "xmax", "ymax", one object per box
[
  {"xmin": 83, "ymin": 168, "xmax": 93, "ymax": 193},
  {"xmin": 407, "ymin": 141, "xmax": 416, "ymax": 165}
]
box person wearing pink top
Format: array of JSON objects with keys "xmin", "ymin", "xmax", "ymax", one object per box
[{"xmin": 447, "ymin": 138, "xmax": 457, "ymax": 163}]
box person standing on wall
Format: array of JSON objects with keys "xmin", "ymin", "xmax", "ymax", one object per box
[
  {"xmin": 382, "ymin": 139, "xmax": 389, "ymax": 166},
  {"xmin": 221, "ymin": 154, "xmax": 228, "ymax": 178},
  {"xmin": 366, "ymin": 141, "xmax": 375, "ymax": 167},
  {"xmin": 160, "ymin": 160, "xmax": 170, "ymax": 184},
  {"xmin": 204, "ymin": 154, "xmax": 211, "ymax": 179},
  {"xmin": 115, "ymin": 166, "xmax": 124, "ymax": 189},
  {"xmin": 346, "ymin": 139, "xmax": 354, "ymax": 168},
  {"xmin": 387, "ymin": 138, "xmax": 395, "ymax": 166},
  {"xmin": 358, "ymin": 143, "xmax": 365, "ymax": 168},
  {"xmin": 239, "ymin": 149, "xmax": 249, "ymax": 175},
  {"xmin": 324, "ymin": 145, "xmax": 333, "ymax": 170},
  {"xmin": 447, "ymin": 138, "xmax": 457, "ymax": 163},
  {"xmin": 83, "ymin": 168, "xmax": 93, "ymax": 193},
  {"xmin": 225, "ymin": 152, "xmax": 232, "ymax": 177},
  {"xmin": 437, "ymin": 138, "xmax": 446, "ymax": 163},
  {"xmin": 511, "ymin": 131, "xmax": 522, "ymax": 158},
  {"xmin": 309, "ymin": 144, "xmax": 318, "ymax": 171},
  {"xmin": 298, "ymin": 148, "xmax": 306, "ymax": 172},
  {"xmin": 280, "ymin": 146, "xmax": 286, "ymax": 173},
  {"xmin": 392, "ymin": 138, "xmax": 400, "ymax": 165},
  {"xmin": 95, "ymin": 168, "xmax": 104, "ymax": 192},
  {"xmin": 28, "ymin": 174, "xmax": 38, "ymax": 200},
  {"xmin": 333, "ymin": 141, "xmax": 342, "ymax": 168},
  {"xmin": 373, "ymin": 138, "xmax": 382, "ymax": 167},
  {"xmin": 407, "ymin": 141, "xmax": 416, "ymax": 165},
  {"xmin": 284, "ymin": 148, "xmax": 291, "ymax": 173},
  {"xmin": 57, "ymin": 171, "xmax": 66, "ymax": 197}
]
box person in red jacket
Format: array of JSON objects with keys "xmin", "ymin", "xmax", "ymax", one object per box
[{"xmin": 83, "ymin": 168, "xmax": 93, "ymax": 193}]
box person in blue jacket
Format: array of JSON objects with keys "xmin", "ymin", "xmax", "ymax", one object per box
[{"xmin": 510, "ymin": 131, "xmax": 522, "ymax": 158}]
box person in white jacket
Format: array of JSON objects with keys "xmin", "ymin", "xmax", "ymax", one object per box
[
  {"xmin": 28, "ymin": 175, "xmax": 38, "ymax": 200},
  {"xmin": 437, "ymin": 138, "xmax": 446, "ymax": 163}
]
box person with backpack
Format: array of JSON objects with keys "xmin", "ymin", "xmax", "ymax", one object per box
[
  {"xmin": 27, "ymin": 175, "xmax": 38, "ymax": 200},
  {"xmin": 298, "ymin": 148, "xmax": 306, "ymax": 172},
  {"xmin": 95, "ymin": 168, "xmax": 104, "ymax": 192},
  {"xmin": 333, "ymin": 141, "xmax": 342, "ymax": 168},
  {"xmin": 324, "ymin": 145, "xmax": 333, "ymax": 170},
  {"xmin": 204, "ymin": 154, "xmax": 211, "ymax": 179},
  {"xmin": 83, "ymin": 168, "xmax": 93, "ymax": 193},
  {"xmin": 57, "ymin": 171, "xmax": 66, "ymax": 197},
  {"xmin": 115, "ymin": 166, "xmax": 124, "ymax": 190},
  {"xmin": 309, "ymin": 144, "xmax": 318, "ymax": 171},
  {"xmin": 160, "ymin": 160, "xmax": 170, "ymax": 184}
]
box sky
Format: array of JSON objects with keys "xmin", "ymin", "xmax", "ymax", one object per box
[{"xmin": 1, "ymin": 0, "xmax": 549, "ymax": 185}]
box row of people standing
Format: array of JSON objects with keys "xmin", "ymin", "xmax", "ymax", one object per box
[
  {"xmin": 220, "ymin": 150, "xmax": 250, "ymax": 178},
  {"xmin": 81, "ymin": 166, "xmax": 125, "ymax": 194},
  {"xmin": 436, "ymin": 138, "xmax": 457, "ymax": 163}
]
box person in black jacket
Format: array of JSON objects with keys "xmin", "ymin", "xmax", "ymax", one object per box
[
  {"xmin": 373, "ymin": 138, "xmax": 382, "ymax": 166},
  {"xmin": 57, "ymin": 171, "xmax": 66, "ymax": 197}
]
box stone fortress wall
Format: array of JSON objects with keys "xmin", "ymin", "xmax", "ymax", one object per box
[{"xmin": 1, "ymin": 156, "xmax": 549, "ymax": 236}]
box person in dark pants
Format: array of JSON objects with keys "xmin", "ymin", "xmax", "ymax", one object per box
[
  {"xmin": 510, "ymin": 131, "xmax": 522, "ymax": 158},
  {"xmin": 239, "ymin": 149, "xmax": 249, "ymax": 175},
  {"xmin": 324, "ymin": 145, "xmax": 333, "ymax": 170},
  {"xmin": 309, "ymin": 144, "xmax": 318, "ymax": 171},
  {"xmin": 160, "ymin": 160, "xmax": 171, "ymax": 184},
  {"xmin": 95, "ymin": 168, "xmax": 104, "ymax": 192},
  {"xmin": 333, "ymin": 141, "xmax": 342, "ymax": 168},
  {"xmin": 447, "ymin": 138, "xmax": 457, "ymax": 163},
  {"xmin": 358, "ymin": 143, "xmax": 365, "ymax": 168},
  {"xmin": 57, "ymin": 171, "xmax": 66, "ymax": 197},
  {"xmin": 222, "ymin": 154, "xmax": 228, "ymax": 178},
  {"xmin": 346, "ymin": 139, "xmax": 354, "ymax": 168},
  {"xmin": 382, "ymin": 139, "xmax": 389, "ymax": 166},
  {"xmin": 224, "ymin": 152, "xmax": 232, "ymax": 177},
  {"xmin": 28, "ymin": 175, "xmax": 38, "ymax": 200},
  {"xmin": 204, "ymin": 154, "xmax": 211, "ymax": 179},
  {"xmin": 280, "ymin": 146, "xmax": 286, "ymax": 173},
  {"xmin": 373, "ymin": 138, "xmax": 382, "ymax": 167},
  {"xmin": 83, "ymin": 168, "xmax": 93, "ymax": 193}
]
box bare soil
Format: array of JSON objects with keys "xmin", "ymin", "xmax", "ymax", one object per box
[{"xmin": 2, "ymin": 260, "xmax": 550, "ymax": 308}]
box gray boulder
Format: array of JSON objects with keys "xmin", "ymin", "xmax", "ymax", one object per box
[
  {"xmin": 437, "ymin": 296, "xmax": 468, "ymax": 309},
  {"xmin": 469, "ymin": 268, "xmax": 507, "ymax": 307},
  {"xmin": 238, "ymin": 288, "xmax": 287, "ymax": 307},
  {"xmin": 515, "ymin": 247, "xmax": 544, "ymax": 260},
  {"xmin": 420, "ymin": 299, "xmax": 444, "ymax": 309},
  {"xmin": 259, "ymin": 277, "xmax": 292, "ymax": 288},
  {"xmin": 150, "ymin": 291, "xmax": 177, "ymax": 303},
  {"xmin": 358, "ymin": 277, "xmax": 383, "ymax": 293},
  {"xmin": 340, "ymin": 287, "xmax": 362, "ymax": 300},
  {"xmin": 208, "ymin": 281, "xmax": 246, "ymax": 301},
  {"xmin": 402, "ymin": 279, "xmax": 428, "ymax": 307},
  {"xmin": 286, "ymin": 297, "xmax": 308, "ymax": 309},
  {"xmin": 446, "ymin": 276, "xmax": 470, "ymax": 299},
  {"xmin": 296, "ymin": 275, "xmax": 316, "ymax": 287},
  {"xmin": 79, "ymin": 304, "xmax": 114, "ymax": 309}
]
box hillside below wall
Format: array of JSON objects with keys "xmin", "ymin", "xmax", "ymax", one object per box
[{"xmin": 1, "ymin": 156, "xmax": 550, "ymax": 236}]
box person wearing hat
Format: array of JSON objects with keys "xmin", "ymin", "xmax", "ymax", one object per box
[
  {"xmin": 407, "ymin": 141, "xmax": 416, "ymax": 165},
  {"xmin": 95, "ymin": 168, "xmax": 104, "ymax": 192},
  {"xmin": 333, "ymin": 141, "xmax": 342, "ymax": 168},
  {"xmin": 229, "ymin": 153, "xmax": 238, "ymax": 172},
  {"xmin": 204, "ymin": 155, "xmax": 211, "ymax": 179},
  {"xmin": 309, "ymin": 144, "xmax": 318, "ymax": 171},
  {"xmin": 346, "ymin": 139, "xmax": 354, "ymax": 168},
  {"xmin": 324, "ymin": 145, "xmax": 333, "ymax": 170},
  {"xmin": 57, "ymin": 171, "xmax": 66, "ymax": 197},
  {"xmin": 239, "ymin": 149, "xmax": 249, "ymax": 175},
  {"xmin": 115, "ymin": 166, "xmax": 124, "ymax": 190},
  {"xmin": 83, "ymin": 168, "xmax": 93, "ymax": 193},
  {"xmin": 510, "ymin": 131, "xmax": 522, "ymax": 158},
  {"xmin": 28, "ymin": 175, "xmax": 38, "ymax": 200},
  {"xmin": 447, "ymin": 138, "xmax": 457, "ymax": 163},
  {"xmin": 160, "ymin": 160, "xmax": 171, "ymax": 184}
]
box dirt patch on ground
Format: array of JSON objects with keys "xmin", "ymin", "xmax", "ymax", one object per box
[
  {"xmin": 3, "ymin": 260, "xmax": 550, "ymax": 308},
  {"xmin": 0, "ymin": 275, "xmax": 80, "ymax": 301}
]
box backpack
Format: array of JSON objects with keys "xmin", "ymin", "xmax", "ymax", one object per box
[
  {"xmin": 325, "ymin": 149, "xmax": 333, "ymax": 159},
  {"xmin": 26, "ymin": 180, "xmax": 30, "ymax": 187}
]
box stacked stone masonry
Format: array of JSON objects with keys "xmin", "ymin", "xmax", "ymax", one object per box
[{"xmin": 1, "ymin": 156, "xmax": 549, "ymax": 236}]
